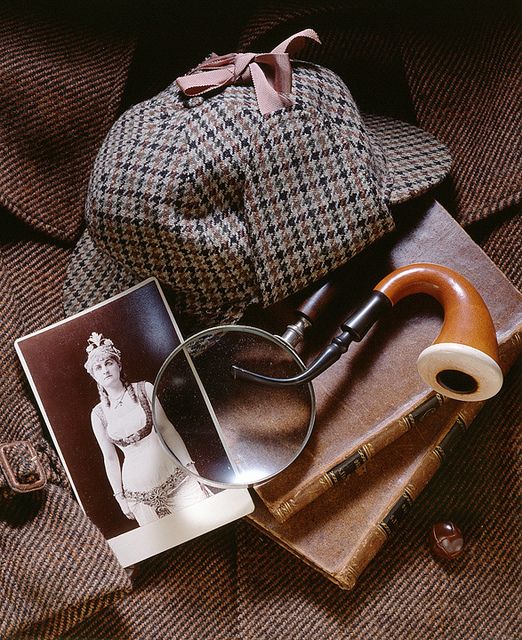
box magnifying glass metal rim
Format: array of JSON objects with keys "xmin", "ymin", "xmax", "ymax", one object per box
[{"xmin": 152, "ymin": 324, "xmax": 317, "ymax": 489}]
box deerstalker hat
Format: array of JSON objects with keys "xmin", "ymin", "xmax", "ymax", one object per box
[{"xmin": 64, "ymin": 29, "xmax": 451, "ymax": 328}]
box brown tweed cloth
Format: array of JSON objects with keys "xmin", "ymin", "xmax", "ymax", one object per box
[
  {"xmin": 1, "ymin": 212, "xmax": 517, "ymax": 640},
  {"xmin": 480, "ymin": 214, "xmax": 522, "ymax": 292},
  {"xmin": 0, "ymin": 218, "xmax": 131, "ymax": 640},
  {"xmin": 0, "ymin": 2, "xmax": 520, "ymax": 639},
  {"xmin": 0, "ymin": 2, "xmax": 135, "ymax": 242},
  {"xmin": 62, "ymin": 528, "xmax": 240, "ymax": 640}
]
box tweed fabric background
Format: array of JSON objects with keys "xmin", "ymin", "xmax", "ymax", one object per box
[
  {"xmin": 1, "ymin": 2, "xmax": 520, "ymax": 638},
  {"xmin": 0, "ymin": 219, "xmax": 132, "ymax": 639},
  {"xmin": 1, "ymin": 213, "xmax": 519, "ymax": 640},
  {"xmin": 481, "ymin": 214, "xmax": 522, "ymax": 292}
]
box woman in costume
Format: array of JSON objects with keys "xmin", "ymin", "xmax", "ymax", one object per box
[{"xmin": 85, "ymin": 332, "xmax": 209, "ymax": 526}]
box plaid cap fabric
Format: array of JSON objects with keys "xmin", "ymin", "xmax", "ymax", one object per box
[{"xmin": 64, "ymin": 60, "xmax": 450, "ymax": 328}]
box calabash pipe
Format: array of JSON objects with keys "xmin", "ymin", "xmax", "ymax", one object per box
[{"xmin": 232, "ymin": 263, "xmax": 503, "ymax": 401}]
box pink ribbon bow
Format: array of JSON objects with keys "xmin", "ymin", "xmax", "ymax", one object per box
[{"xmin": 176, "ymin": 29, "xmax": 321, "ymax": 115}]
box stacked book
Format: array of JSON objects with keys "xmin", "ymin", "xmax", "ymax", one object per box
[{"xmin": 245, "ymin": 201, "xmax": 522, "ymax": 589}]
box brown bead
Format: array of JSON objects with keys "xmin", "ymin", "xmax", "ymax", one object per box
[{"xmin": 429, "ymin": 521, "xmax": 465, "ymax": 560}]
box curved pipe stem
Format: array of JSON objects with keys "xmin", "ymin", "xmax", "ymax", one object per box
[{"xmin": 232, "ymin": 339, "xmax": 350, "ymax": 387}]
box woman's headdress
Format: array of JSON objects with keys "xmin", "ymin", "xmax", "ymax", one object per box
[{"xmin": 84, "ymin": 332, "xmax": 121, "ymax": 374}]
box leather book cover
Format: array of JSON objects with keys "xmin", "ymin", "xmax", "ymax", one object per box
[
  {"xmin": 249, "ymin": 201, "xmax": 522, "ymax": 521},
  {"xmin": 248, "ymin": 328, "xmax": 521, "ymax": 590}
]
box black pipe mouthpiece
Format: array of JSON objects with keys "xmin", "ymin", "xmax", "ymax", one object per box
[{"xmin": 341, "ymin": 291, "xmax": 391, "ymax": 341}]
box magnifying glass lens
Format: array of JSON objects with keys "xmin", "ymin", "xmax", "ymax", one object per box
[{"xmin": 152, "ymin": 326, "xmax": 314, "ymax": 488}]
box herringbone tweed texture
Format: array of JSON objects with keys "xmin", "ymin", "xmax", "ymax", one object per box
[
  {"xmin": 0, "ymin": 2, "xmax": 135, "ymax": 242},
  {"xmin": 1, "ymin": 2, "xmax": 520, "ymax": 638}
]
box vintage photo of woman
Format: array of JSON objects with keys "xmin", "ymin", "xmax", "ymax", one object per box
[{"xmin": 84, "ymin": 331, "xmax": 210, "ymax": 526}]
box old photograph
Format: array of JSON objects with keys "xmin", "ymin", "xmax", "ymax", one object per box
[{"xmin": 15, "ymin": 279, "xmax": 253, "ymax": 566}]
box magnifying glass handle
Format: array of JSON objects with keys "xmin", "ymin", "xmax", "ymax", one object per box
[
  {"xmin": 296, "ymin": 278, "xmax": 344, "ymax": 324},
  {"xmin": 281, "ymin": 276, "xmax": 347, "ymax": 347}
]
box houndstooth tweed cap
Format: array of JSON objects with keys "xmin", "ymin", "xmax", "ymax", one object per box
[{"xmin": 65, "ymin": 42, "xmax": 451, "ymax": 330}]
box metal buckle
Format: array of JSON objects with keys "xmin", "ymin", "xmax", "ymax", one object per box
[{"xmin": 0, "ymin": 441, "xmax": 47, "ymax": 493}]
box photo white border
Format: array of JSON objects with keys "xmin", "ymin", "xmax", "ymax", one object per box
[{"xmin": 15, "ymin": 278, "xmax": 253, "ymax": 567}]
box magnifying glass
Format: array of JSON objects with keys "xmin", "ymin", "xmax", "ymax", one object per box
[
  {"xmin": 152, "ymin": 263, "xmax": 502, "ymax": 490},
  {"xmin": 151, "ymin": 276, "xmax": 340, "ymax": 488}
]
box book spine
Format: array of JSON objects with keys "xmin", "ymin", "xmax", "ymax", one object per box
[
  {"xmin": 270, "ymin": 392, "xmax": 446, "ymax": 522},
  {"xmin": 336, "ymin": 330, "xmax": 521, "ymax": 590}
]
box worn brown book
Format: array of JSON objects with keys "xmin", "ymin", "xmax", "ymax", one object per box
[
  {"xmin": 251, "ymin": 201, "xmax": 522, "ymax": 521},
  {"xmin": 248, "ymin": 327, "xmax": 521, "ymax": 590}
]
